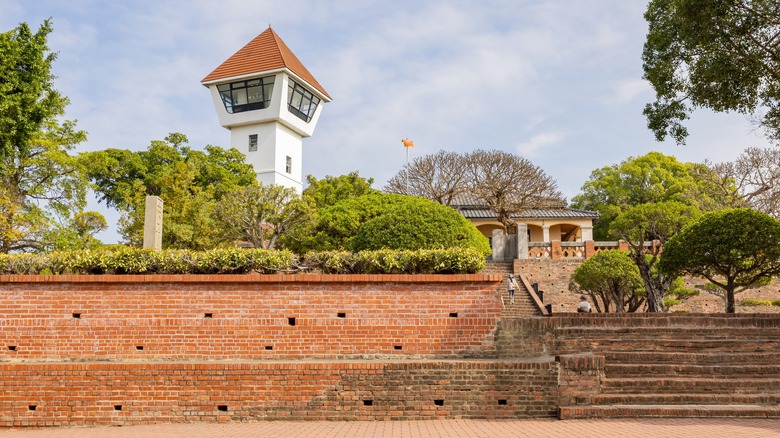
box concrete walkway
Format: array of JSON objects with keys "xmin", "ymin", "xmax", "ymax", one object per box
[{"xmin": 0, "ymin": 419, "xmax": 778, "ymax": 438}]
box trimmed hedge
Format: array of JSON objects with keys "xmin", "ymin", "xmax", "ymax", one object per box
[{"xmin": 0, "ymin": 247, "xmax": 485, "ymax": 275}]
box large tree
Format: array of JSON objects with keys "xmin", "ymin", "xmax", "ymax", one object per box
[
  {"xmin": 0, "ymin": 21, "xmax": 89, "ymax": 253},
  {"xmin": 660, "ymin": 208, "xmax": 780, "ymax": 313},
  {"xmin": 217, "ymin": 184, "xmax": 313, "ymax": 250},
  {"xmin": 303, "ymin": 171, "xmax": 378, "ymax": 209},
  {"xmin": 570, "ymin": 250, "xmax": 646, "ymax": 313},
  {"xmin": 701, "ymin": 147, "xmax": 780, "ymax": 217},
  {"xmin": 572, "ymin": 152, "xmax": 732, "ymax": 240},
  {"xmin": 643, "ymin": 0, "xmax": 780, "ymax": 144},
  {"xmin": 464, "ymin": 150, "xmax": 566, "ymax": 234},
  {"xmin": 609, "ymin": 201, "xmax": 701, "ymax": 312},
  {"xmin": 384, "ymin": 150, "xmax": 468, "ymax": 205},
  {"xmin": 80, "ymin": 133, "xmax": 255, "ymax": 249}
]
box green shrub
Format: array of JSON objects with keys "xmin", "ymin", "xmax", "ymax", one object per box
[
  {"xmin": 351, "ymin": 197, "xmax": 490, "ymax": 255},
  {"xmin": 739, "ymin": 298, "xmax": 773, "ymax": 306},
  {"xmin": 773, "ymin": 300, "xmax": 780, "ymax": 307},
  {"xmin": 0, "ymin": 247, "xmax": 483, "ymax": 275}
]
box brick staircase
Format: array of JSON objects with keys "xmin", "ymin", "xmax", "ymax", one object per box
[
  {"xmin": 554, "ymin": 315, "xmax": 780, "ymax": 419},
  {"xmin": 483, "ymin": 261, "xmax": 542, "ymax": 317}
]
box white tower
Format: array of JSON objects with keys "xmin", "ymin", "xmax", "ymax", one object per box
[{"xmin": 201, "ymin": 27, "xmax": 331, "ymax": 193}]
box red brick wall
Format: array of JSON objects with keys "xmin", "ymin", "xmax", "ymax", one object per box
[
  {"xmin": 0, "ymin": 360, "xmax": 559, "ymax": 426},
  {"xmin": 0, "ymin": 274, "xmax": 503, "ymax": 361}
]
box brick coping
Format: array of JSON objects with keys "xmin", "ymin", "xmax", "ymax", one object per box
[{"xmin": 0, "ymin": 273, "xmax": 502, "ymax": 283}]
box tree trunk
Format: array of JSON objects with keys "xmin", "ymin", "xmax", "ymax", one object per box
[
  {"xmin": 632, "ymin": 252, "xmax": 667, "ymax": 312},
  {"xmin": 726, "ymin": 281, "xmax": 736, "ymax": 313}
]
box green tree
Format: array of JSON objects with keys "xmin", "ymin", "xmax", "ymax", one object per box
[
  {"xmin": 45, "ymin": 211, "xmax": 107, "ymax": 251},
  {"xmin": 643, "ymin": 0, "xmax": 780, "ymax": 144},
  {"xmin": 0, "ymin": 21, "xmax": 88, "ymax": 253},
  {"xmin": 352, "ymin": 197, "xmax": 490, "ymax": 255},
  {"xmin": 610, "ymin": 202, "xmax": 701, "ymax": 312},
  {"xmin": 80, "ymin": 133, "xmax": 255, "ymax": 249},
  {"xmin": 303, "ymin": 171, "xmax": 378, "ymax": 209},
  {"xmin": 570, "ymin": 250, "xmax": 646, "ymax": 313},
  {"xmin": 572, "ymin": 152, "xmax": 732, "ymax": 240},
  {"xmin": 217, "ymin": 184, "xmax": 313, "ymax": 250},
  {"xmin": 660, "ymin": 208, "xmax": 780, "ymax": 313}
]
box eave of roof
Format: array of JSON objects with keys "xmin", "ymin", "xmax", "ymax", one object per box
[
  {"xmin": 459, "ymin": 208, "xmax": 599, "ymax": 220},
  {"xmin": 201, "ymin": 27, "xmax": 331, "ymax": 100}
]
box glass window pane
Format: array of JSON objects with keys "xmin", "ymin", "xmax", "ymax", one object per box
[
  {"xmin": 291, "ymin": 90, "xmax": 303, "ymax": 109},
  {"xmin": 247, "ymin": 79, "xmax": 260, "ymax": 86},
  {"xmin": 247, "ymin": 86, "xmax": 262, "ymax": 103},
  {"xmin": 217, "ymin": 84, "xmax": 229, "ymax": 92},
  {"xmin": 263, "ymin": 84, "xmax": 274, "ymax": 101},
  {"xmin": 233, "ymin": 88, "xmax": 247, "ymax": 105}
]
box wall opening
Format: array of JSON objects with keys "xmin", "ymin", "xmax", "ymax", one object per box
[
  {"xmin": 449, "ymin": 312, "xmax": 458, "ymax": 318},
  {"xmin": 288, "ymin": 317, "xmax": 296, "ymax": 326},
  {"xmin": 498, "ymin": 399, "xmax": 508, "ymax": 405},
  {"xmin": 204, "ymin": 313, "xmax": 213, "ymax": 318},
  {"xmin": 217, "ymin": 405, "xmax": 228, "ymax": 412},
  {"xmin": 363, "ymin": 400, "xmax": 373, "ymax": 406},
  {"xmin": 265, "ymin": 345, "xmax": 273, "ymax": 350},
  {"xmin": 393, "ymin": 345, "xmax": 403, "ymax": 350},
  {"xmin": 72, "ymin": 313, "xmax": 81, "ymax": 319},
  {"xmin": 7, "ymin": 346, "xmax": 16, "ymax": 351},
  {"xmin": 434, "ymin": 399, "xmax": 444, "ymax": 406},
  {"xmin": 28, "ymin": 405, "xmax": 37, "ymax": 411},
  {"xmin": 114, "ymin": 405, "xmax": 123, "ymax": 411},
  {"xmin": 337, "ymin": 312, "xmax": 346, "ymax": 318},
  {"xmin": 135, "ymin": 346, "xmax": 144, "ymax": 351}
]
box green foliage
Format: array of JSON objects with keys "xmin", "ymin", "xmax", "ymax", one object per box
[
  {"xmin": 643, "ymin": 0, "xmax": 780, "ymax": 144},
  {"xmin": 303, "ymin": 171, "xmax": 378, "ymax": 209},
  {"xmin": 663, "ymin": 277, "xmax": 699, "ymax": 308},
  {"xmin": 217, "ymin": 184, "xmax": 313, "ymax": 250},
  {"xmin": 661, "ymin": 208, "xmax": 780, "ymax": 312},
  {"xmin": 352, "ymin": 197, "xmax": 490, "ymax": 255},
  {"xmin": 80, "ymin": 133, "xmax": 256, "ymax": 249},
  {"xmin": 0, "ymin": 247, "xmax": 483, "ymax": 275},
  {"xmin": 573, "ymin": 152, "xmax": 732, "ymax": 239},
  {"xmin": 302, "ymin": 248, "xmax": 485, "ymax": 274},
  {"xmin": 570, "ymin": 250, "xmax": 646, "ymax": 312},
  {"xmin": 739, "ymin": 298, "xmax": 773, "ymax": 307},
  {"xmin": 0, "ymin": 21, "xmax": 88, "ymax": 253}
]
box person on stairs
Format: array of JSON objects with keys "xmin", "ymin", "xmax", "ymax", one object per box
[{"xmin": 506, "ymin": 274, "xmax": 520, "ymax": 304}]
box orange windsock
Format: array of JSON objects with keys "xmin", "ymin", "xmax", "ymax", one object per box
[{"xmin": 402, "ymin": 138, "xmax": 414, "ymax": 147}]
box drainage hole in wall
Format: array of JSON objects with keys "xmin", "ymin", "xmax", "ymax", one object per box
[
  {"xmin": 498, "ymin": 399, "xmax": 508, "ymax": 405},
  {"xmin": 337, "ymin": 312, "xmax": 346, "ymax": 318},
  {"xmin": 114, "ymin": 405, "xmax": 123, "ymax": 411},
  {"xmin": 363, "ymin": 400, "xmax": 373, "ymax": 406},
  {"xmin": 265, "ymin": 345, "xmax": 273, "ymax": 350},
  {"xmin": 393, "ymin": 345, "xmax": 403, "ymax": 350},
  {"xmin": 28, "ymin": 405, "xmax": 37, "ymax": 411},
  {"xmin": 135, "ymin": 346, "xmax": 144, "ymax": 351},
  {"xmin": 204, "ymin": 313, "xmax": 213, "ymax": 318},
  {"xmin": 288, "ymin": 317, "xmax": 296, "ymax": 326},
  {"xmin": 7, "ymin": 346, "xmax": 16, "ymax": 351},
  {"xmin": 72, "ymin": 313, "xmax": 81, "ymax": 319},
  {"xmin": 449, "ymin": 312, "xmax": 458, "ymax": 318},
  {"xmin": 434, "ymin": 400, "xmax": 444, "ymax": 406},
  {"xmin": 217, "ymin": 405, "xmax": 228, "ymax": 412}
]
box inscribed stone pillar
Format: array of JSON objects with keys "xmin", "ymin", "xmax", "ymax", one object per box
[{"xmin": 143, "ymin": 196, "xmax": 163, "ymax": 250}]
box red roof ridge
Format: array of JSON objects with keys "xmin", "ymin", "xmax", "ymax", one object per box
[{"xmin": 202, "ymin": 27, "xmax": 330, "ymax": 100}]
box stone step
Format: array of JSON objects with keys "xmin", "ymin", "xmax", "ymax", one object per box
[
  {"xmin": 604, "ymin": 351, "xmax": 780, "ymax": 365},
  {"xmin": 584, "ymin": 393, "xmax": 780, "ymax": 405},
  {"xmin": 558, "ymin": 404, "xmax": 780, "ymax": 419},
  {"xmin": 602, "ymin": 377, "xmax": 780, "ymax": 393},
  {"xmin": 556, "ymin": 326, "xmax": 780, "ymax": 335},
  {"xmin": 605, "ymin": 363, "xmax": 780, "ymax": 377},
  {"xmin": 555, "ymin": 338, "xmax": 780, "ymax": 354}
]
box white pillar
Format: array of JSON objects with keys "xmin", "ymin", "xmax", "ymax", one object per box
[
  {"xmin": 542, "ymin": 225, "xmax": 550, "ymax": 243},
  {"xmin": 143, "ymin": 196, "xmax": 163, "ymax": 250},
  {"xmin": 581, "ymin": 226, "xmax": 593, "ymax": 241}
]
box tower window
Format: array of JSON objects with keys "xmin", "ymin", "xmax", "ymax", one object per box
[
  {"xmin": 286, "ymin": 156, "xmax": 292, "ymax": 174},
  {"xmin": 217, "ymin": 75, "xmax": 275, "ymax": 114},
  {"xmin": 287, "ymin": 80, "xmax": 320, "ymax": 122},
  {"xmin": 249, "ymin": 134, "xmax": 258, "ymax": 152}
]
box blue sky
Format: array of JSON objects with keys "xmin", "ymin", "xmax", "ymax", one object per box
[{"xmin": 2, "ymin": 0, "xmax": 772, "ymax": 243}]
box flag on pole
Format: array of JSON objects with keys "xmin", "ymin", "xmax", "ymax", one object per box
[{"xmin": 402, "ymin": 138, "xmax": 414, "ymax": 147}]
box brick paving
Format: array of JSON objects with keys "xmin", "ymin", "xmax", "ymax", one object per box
[{"xmin": 0, "ymin": 419, "xmax": 778, "ymax": 438}]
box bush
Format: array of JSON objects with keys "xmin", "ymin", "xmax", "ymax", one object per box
[
  {"xmin": 352, "ymin": 197, "xmax": 490, "ymax": 255},
  {"xmin": 773, "ymin": 300, "xmax": 780, "ymax": 307},
  {"xmin": 0, "ymin": 247, "xmax": 484, "ymax": 275},
  {"xmin": 739, "ymin": 298, "xmax": 773, "ymax": 307}
]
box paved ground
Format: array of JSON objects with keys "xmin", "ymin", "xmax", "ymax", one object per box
[{"xmin": 0, "ymin": 419, "xmax": 778, "ymax": 438}]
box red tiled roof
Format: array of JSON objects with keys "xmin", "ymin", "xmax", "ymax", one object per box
[{"xmin": 201, "ymin": 27, "xmax": 330, "ymax": 100}]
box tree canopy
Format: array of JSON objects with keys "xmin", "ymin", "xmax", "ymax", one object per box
[
  {"xmin": 570, "ymin": 250, "xmax": 646, "ymax": 313},
  {"xmin": 660, "ymin": 208, "xmax": 780, "ymax": 312},
  {"xmin": 303, "ymin": 171, "xmax": 378, "ymax": 209},
  {"xmin": 80, "ymin": 133, "xmax": 255, "ymax": 249},
  {"xmin": 643, "ymin": 0, "xmax": 780, "ymax": 144},
  {"xmin": 385, "ymin": 149, "xmax": 565, "ymax": 234},
  {"xmin": 572, "ymin": 152, "xmax": 733, "ymax": 240},
  {"xmin": 0, "ymin": 20, "xmax": 90, "ymax": 253}
]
